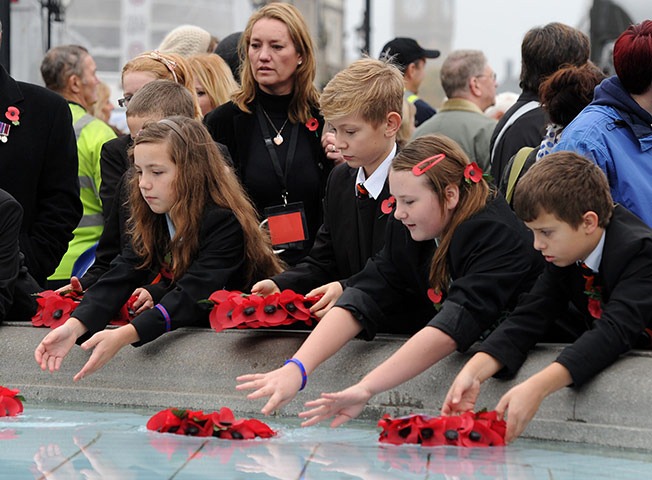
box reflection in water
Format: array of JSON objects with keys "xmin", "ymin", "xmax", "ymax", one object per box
[{"xmin": 0, "ymin": 406, "xmax": 649, "ymax": 479}]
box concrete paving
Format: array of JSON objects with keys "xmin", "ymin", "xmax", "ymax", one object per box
[{"xmin": 3, "ymin": 322, "xmax": 651, "ymax": 450}]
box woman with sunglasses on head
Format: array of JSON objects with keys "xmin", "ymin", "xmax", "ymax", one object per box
[
  {"xmin": 237, "ymin": 134, "xmax": 544, "ymax": 424},
  {"xmin": 204, "ymin": 3, "xmax": 330, "ymax": 266}
]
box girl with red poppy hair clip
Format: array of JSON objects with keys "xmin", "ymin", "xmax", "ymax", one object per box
[
  {"xmin": 35, "ymin": 117, "xmax": 282, "ymax": 381},
  {"xmin": 238, "ymin": 134, "xmax": 544, "ymax": 424}
]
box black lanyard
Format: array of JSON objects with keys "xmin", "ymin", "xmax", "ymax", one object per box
[{"xmin": 256, "ymin": 104, "xmax": 299, "ymax": 205}]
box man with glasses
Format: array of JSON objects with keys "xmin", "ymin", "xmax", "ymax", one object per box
[
  {"xmin": 40, "ymin": 45, "xmax": 116, "ymax": 289},
  {"xmin": 412, "ymin": 50, "xmax": 498, "ymax": 171}
]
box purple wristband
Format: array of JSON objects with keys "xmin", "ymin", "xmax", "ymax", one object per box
[
  {"xmin": 154, "ymin": 304, "xmax": 172, "ymax": 332},
  {"xmin": 284, "ymin": 358, "xmax": 307, "ymax": 391}
]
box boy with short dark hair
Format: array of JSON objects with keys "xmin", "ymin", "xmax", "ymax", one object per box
[
  {"xmin": 74, "ymin": 80, "xmax": 197, "ymax": 291},
  {"xmin": 252, "ymin": 57, "xmax": 403, "ymax": 318},
  {"xmin": 443, "ymin": 151, "xmax": 652, "ymax": 443}
]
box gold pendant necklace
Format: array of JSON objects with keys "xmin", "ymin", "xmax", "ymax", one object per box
[{"xmin": 261, "ymin": 107, "xmax": 289, "ymax": 145}]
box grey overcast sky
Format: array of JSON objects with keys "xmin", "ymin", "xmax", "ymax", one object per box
[{"xmin": 345, "ymin": 0, "xmax": 591, "ymax": 82}]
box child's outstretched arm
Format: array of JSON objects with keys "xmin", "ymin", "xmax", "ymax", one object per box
[
  {"xmin": 441, "ymin": 352, "xmax": 503, "ymax": 415},
  {"xmin": 298, "ymin": 326, "xmax": 457, "ymax": 427},
  {"xmin": 35, "ymin": 317, "xmax": 88, "ymax": 372},
  {"xmin": 495, "ymin": 362, "xmax": 571, "ymax": 443},
  {"xmin": 73, "ymin": 324, "xmax": 141, "ymax": 381},
  {"xmin": 236, "ymin": 306, "xmax": 363, "ymax": 415}
]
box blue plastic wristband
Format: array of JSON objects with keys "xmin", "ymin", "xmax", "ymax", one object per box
[
  {"xmin": 284, "ymin": 358, "xmax": 307, "ymax": 391},
  {"xmin": 154, "ymin": 304, "xmax": 172, "ymax": 332}
]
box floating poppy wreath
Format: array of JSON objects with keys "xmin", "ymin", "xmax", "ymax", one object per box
[
  {"xmin": 205, "ymin": 289, "xmax": 322, "ymax": 332},
  {"xmin": 31, "ymin": 290, "xmax": 139, "ymax": 329},
  {"xmin": 378, "ymin": 411, "xmax": 506, "ymax": 447},
  {"xmin": 0, "ymin": 386, "xmax": 24, "ymax": 418},
  {"xmin": 146, "ymin": 406, "xmax": 275, "ymax": 440}
]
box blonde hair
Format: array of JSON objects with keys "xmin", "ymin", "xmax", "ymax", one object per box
[
  {"xmin": 397, "ymin": 98, "xmax": 416, "ymax": 148},
  {"xmin": 122, "ymin": 51, "xmax": 203, "ymax": 118},
  {"xmin": 128, "ymin": 116, "xmax": 282, "ymax": 283},
  {"xmin": 391, "ymin": 134, "xmax": 491, "ymax": 293},
  {"xmin": 188, "ymin": 53, "xmax": 239, "ymax": 110},
  {"xmin": 234, "ymin": 2, "xmax": 319, "ymax": 123},
  {"xmin": 90, "ymin": 81, "xmax": 112, "ymax": 122},
  {"xmin": 320, "ymin": 57, "xmax": 404, "ymax": 127}
]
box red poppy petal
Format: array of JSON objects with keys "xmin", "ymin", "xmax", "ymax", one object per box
[{"xmin": 427, "ymin": 288, "xmax": 442, "ymax": 304}]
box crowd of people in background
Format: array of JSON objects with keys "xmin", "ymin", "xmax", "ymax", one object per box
[{"xmin": 1, "ymin": 5, "xmax": 652, "ymax": 444}]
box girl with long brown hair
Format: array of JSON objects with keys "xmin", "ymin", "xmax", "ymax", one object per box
[
  {"xmin": 35, "ymin": 117, "xmax": 282, "ymax": 380},
  {"xmin": 237, "ymin": 134, "xmax": 543, "ymax": 425}
]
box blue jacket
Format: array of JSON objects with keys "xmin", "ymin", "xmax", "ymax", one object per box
[{"xmin": 554, "ymin": 76, "xmax": 652, "ymax": 227}]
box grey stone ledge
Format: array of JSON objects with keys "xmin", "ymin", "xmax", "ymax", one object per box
[{"xmin": 3, "ymin": 322, "xmax": 651, "ymax": 450}]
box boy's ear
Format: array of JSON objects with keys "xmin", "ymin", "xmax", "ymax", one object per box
[
  {"xmin": 384, "ymin": 111, "xmax": 402, "ymax": 137},
  {"xmin": 444, "ymin": 184, "xmax": 460, "ymax": 210},
  {"xmin": 581, "ymin": 211, "xmax": 600, "ymax": 234}
]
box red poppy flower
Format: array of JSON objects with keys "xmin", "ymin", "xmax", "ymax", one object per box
[
  {"xmin": 278, "ymin": 289, "xmax": 312, "ymax": 322},
  {"xmin": 463, "ymin": 162, "xmax": 483, "ymax": 183},
  {"xmin": 587, "ymin": 298, "xmax": 602, "ymax": 319},
  {"xmin": 231, "ymin": 295, "xmax": 263, "ymax": 327},
  {"xmin": 31, "ymin": 290, "xmax": 79, "ymax": 329},
  {"xmin": 0, "ymin": 386, "xmax": 24, "ymax": 417},
  {"xmin": 146, "ymin": 408, "xmax": 185, "ymax": 433},
  {"xmin": 381, "ymin": 196, "xmax": 396, "ymax": 215},
  {"xmin": 5, "ymin": 106, "xmax": 19, "ymax": 124},
  {"xmin": 305, "ymin": 117, "xmax": 319, "ymax": 132},
  {"xmin": 208, "ymin": 406, "xmax": 236, "ymax": 431},
  {"xmin": 427, "ymin": 288, "xmax": 442, "ymax": 305},
  {"xmin": 110, "ymin": 294, "xmax": 140, "ymax": 325},
  {"xmin": 255, "ymin": 293, "xmax": 289, "ymax": 326},
  {"xmin": 208, "ymin": 289, "xmax": 240, "ymax": 305},
  {"xmin": 220, "ymin": 418, "xmax": 276, "ymax": 439},
  {"xmin": 582, "ymin": 274, "xmax": 603, "ymax": 319},
  {"xmin": 209, "ymin": 293, "xmax": 247, "ymax": 331}
]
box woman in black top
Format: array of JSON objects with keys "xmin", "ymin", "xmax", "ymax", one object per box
[{"xmin": 205, "ymin": 3, "xmax": 330, "ymax": 265}]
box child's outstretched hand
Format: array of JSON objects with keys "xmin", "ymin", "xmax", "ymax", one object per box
[
  {"xmin": 74, "ymin": 325, "xmax": 139, "ymax": 381},
  {"xmin": 441, "ymin": 370, "xmax": 481, "ymax": 416},
  {"xmin": 495, "ymin": 381, "xmax": 544, "ymax": 443},
  {"xmin": 306, "ymin": 282, "xmax": 343, "ymax": 318},
  {"xmin": 298, "ymin": 384, "xmax": 373, "ymax": 428},
  {"xmin": 236, "ymin": 363, "xmax": 305, "ymax": 415},
  {"xmin": 250, "ymin": 279, "xmax": 281, "ymax": 297},
  {"xmin": 35, "ymin": 318, "xmax": 86, "ymax": 372}
]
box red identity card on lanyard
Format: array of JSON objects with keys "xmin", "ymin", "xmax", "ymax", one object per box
[{"xmin": 264, "ymin": 202, "xmax": 308, "ymax": 248}]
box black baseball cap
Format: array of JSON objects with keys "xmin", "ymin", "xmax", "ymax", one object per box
[{"xmin": 379, "ymin": 37, "xmax": 440, "ymax": 71}]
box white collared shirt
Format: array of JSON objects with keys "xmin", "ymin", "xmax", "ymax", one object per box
[
  {"xmin": 165, "ymin": 213, "xmax": 176, "ymax": 240},
  {"xmin": 355, "ymin": 144, "xmax": 397, "ymax": 200},
  {"xmin": 580, "ymin": 230, "xmax": 606, "ymax": 273}
]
